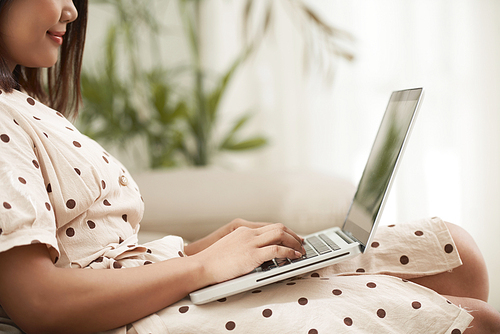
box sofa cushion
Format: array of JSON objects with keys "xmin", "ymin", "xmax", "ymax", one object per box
[{"xmin": 133, "ymin": 168, "xmax": 356, "ymax": 242}]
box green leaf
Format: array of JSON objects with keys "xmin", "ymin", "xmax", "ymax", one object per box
[
  {"xmin": 219, "ymin": 113, "xmax": 252, "ymax": 149},
  {"xmin": 221, "ymin": 137, "xmax": 268, "ymax": 151}
]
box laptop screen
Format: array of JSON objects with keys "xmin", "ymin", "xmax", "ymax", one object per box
[{"xmin": 342, "ymin": 88, "xmax": 423, "ymax": 251}]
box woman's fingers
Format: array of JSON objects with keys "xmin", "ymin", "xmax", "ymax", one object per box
[
  {"xmin": 258, "ymin": 244, "xmax": 303, "ymax": 262},
  {"xmin": 254, "ymin": 224, "xmax": 305, "ymax": 255}
]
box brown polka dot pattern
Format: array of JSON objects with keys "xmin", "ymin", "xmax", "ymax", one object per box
[
  {"xmin": 18, "ymin": 177, "xmax": 26, "ymax": 184},
  {"xmin": 32, "ymin": 160, "xmax": 39, "ymax": 169},
  {"xmin": 344, "ymin": 317, "xmax": 353, "ymax": 326},
  {"xmin": 400, "ymin": 255, "xmax": 410, "ymax": 265},
  {"xmin": 356, "ymin": 268, "xmax": 365, "ymax": 273},
  {"xmin": 311, "ymin": 272, "xmax": 320, "ymax": 277},
  {"xmin": 412, "ymin": 301, "xmax": 422, "ymax": 309},
  {"xmin": 87, "ymin": 220, "xmax": 96, "ymax": 229},
  {"xmin": 252, "ymin": 290, "xmax": 262, "ymax": 294},
  {"xmin": 298, "ymin": 297, "xmax": 308, "ymax": 305},
  {"xmin": 74, "ymin": 168, "xmax": 81, "ymax": 175},
  {"xmin": 144, "ymin": 261, "xmax": 152, "ymax": 265},
  {"xmin": 66, "ymin": 227, "xmax": 75, "ymax": 237},
  {"xmin": 101, "ymin": 180, "xmax": 106, "ymax": 189},
  {"xmin": 33, "ymin": 116, "xmax": 41, "ymax": 121},
  {"xmin": 27, "ymin": 97, "xmax": 35, "ymax": 105},
  {"xmin": 377, "ymin": 309, "xmax": 386, "ymax": 318},
  {"xmin": 113, "ymin": 262, "xmax": 122, "ymax": 269},
  {"xmin": 0, "ymin": 134, "xmax": 9, "ymax": 143},
  {"xmin": 371, "ymin": 241, "xmax": 380, "ymax": 248},
  {"xmin": 225, "ymin": 321, "xmax": 236, "ymax": 331},
  {"xmin": 122, "ymin": 214, "xmax": 128, "ymax": 222},
  {"xmin": 46, "ymin": 183, "xmax": 52, "ymax": 193},
  {"xmin": 66, "ymin": 199, "xmax": 76, "ymax": 209},
  {"xmin": 262, "ymin": 309, "xmax": 272, "ymax": 318},
  {"xmin": 308, "ymin": 330, "xmax": 318, "ymax": 334},
  {"xmin": 103, "ymin": 199, "xmax": 111, "ymax": 206},
  {"xmin": 217, "ymin": 298, "xmax": 227, "ymax": 302},
  {"xmin": 332, "ymin": 289, "xmax": 342, "ymax": 296},
  {"xmin": 179, "ymin": 306, "xmax": 189, "ymax": 314},
  {"xmin": 451, "ymin": 329, "xmax": 461, "ymax": 334},
  {"xmin": 102, "ymin": 156, "xmax": 109, "ymax": 163},
  {"xmin": 366, "ymin": 282, "xmax": 377, "ymax": 288},
  {"xmin": 415, "ymin": 230, "xmax": 424, "ymax": 236},
  {"xmin": 45, "ymin": 202, "xmax": 51, "ymax": 211},
  {"xmin": 444, "ymin": 244, "xmax": 454, "ymax": 253},
  {"xmin": 3, "ymin": 202, "xmax": 11, "ymax": 209}
]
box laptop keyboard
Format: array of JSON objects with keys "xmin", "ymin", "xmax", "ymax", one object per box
[{"xmin": 256, "ymin": 233, "xmax": 340, "ymax": 272}]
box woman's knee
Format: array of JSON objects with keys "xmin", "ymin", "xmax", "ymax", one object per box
[
  {"xmin": 446, "ymin": 295, "xmax": 500, "ymax": 334},
  {"xmin": 444, "ymin": 221, "xmax": 489, "ymax": 301}
]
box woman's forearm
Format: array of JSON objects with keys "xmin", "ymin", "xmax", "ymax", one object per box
[
  {"xmin": 0, "ymin": 244, "xmax": 210, "ymax": 334},
  {"xmin": 0, "ymin": 222, "xmax": 304, "ymax": 334}
]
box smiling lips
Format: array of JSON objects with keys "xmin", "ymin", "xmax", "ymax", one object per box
[{"xmin": 47, "ymin": 31, "xmax": 65, "ymax": 45}]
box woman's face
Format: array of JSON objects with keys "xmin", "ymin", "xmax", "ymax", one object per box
[{"xmin": 0, "ymin": 0, "xmax": 78, "ymax": 72}]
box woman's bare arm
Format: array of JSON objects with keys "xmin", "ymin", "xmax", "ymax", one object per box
[
  {"xmin": 0, "ymin": 223, "xmax": 304, "ymax": 334},
  {"xmin": 0, "ymin": 243, "xmax": 206, "ymax": 333}
]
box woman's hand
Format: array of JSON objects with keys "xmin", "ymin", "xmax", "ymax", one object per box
[
  {"xmin": 191, "ymin": 222, "xmax": 305, "ymax": 284},
  {"xmin": 184, "ymin": 218, "xmax": 277, "ymax": 255}
]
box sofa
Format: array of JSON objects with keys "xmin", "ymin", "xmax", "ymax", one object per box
[{"xmin": 132, "ymin": 168, "xmax": 356, "ymax": 243}]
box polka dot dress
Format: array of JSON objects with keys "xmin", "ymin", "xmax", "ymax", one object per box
[
  {"xmin": 0, "ymin": 90, "xmax": 473, "ymax": 333},
  {"xmin": 149, "ymin": 218, "xmax": 472, "ymax": 334}
]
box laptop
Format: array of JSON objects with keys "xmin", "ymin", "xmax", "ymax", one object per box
[{"xmin": 189, "ymin": 88, "xmax": 424, "ymax": 304}]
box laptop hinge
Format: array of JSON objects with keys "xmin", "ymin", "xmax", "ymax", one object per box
[{"xmin": 336, "ymin": 230, "xmax": 366, "ymax": 252}]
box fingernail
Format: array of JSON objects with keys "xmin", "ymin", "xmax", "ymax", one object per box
[{"xmin": 295, "ymin": 251, "xmax": 302, "ymax": 258}]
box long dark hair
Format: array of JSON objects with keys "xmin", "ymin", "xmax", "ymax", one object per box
[{"xmin": 0, "ymin": 0, "xmax": 88, "ymax": 116}]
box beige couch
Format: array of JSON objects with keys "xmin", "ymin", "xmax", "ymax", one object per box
[{"xmin": 133, "ymin": 168, "xmax": 356, "ymax": 243}]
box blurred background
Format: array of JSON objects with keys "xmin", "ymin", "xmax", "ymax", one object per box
[{"xmin": 81, "ymin": 0, "xmax": 500, "ymax": 309}]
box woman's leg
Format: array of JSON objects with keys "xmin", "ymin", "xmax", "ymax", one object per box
[
  {"xmin": 409, "ymin": 222, "xmax": 500, "ymax": 333},
  {"xmin": 443, "ymin": 295, "xmax": 500, "ymax": 334},
  {"xmin": 410, "ymin": 222, "xmax": 489, "ymax": 301}
]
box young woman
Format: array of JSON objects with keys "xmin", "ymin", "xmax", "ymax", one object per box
[{"xmin": 0, "ymin": 1, "xmax": 499, "ymax": 333}]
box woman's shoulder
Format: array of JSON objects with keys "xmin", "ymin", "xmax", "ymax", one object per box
[
  {"xmin": 0, "ymin": 88, "xmax": 71, "ymax": 127},
  {"xmin": 1, "ymin": 88, "xmax": 51, "ymax": 114},
  {"xmin": 0, "ymin": 88, "xmax": 32, "ymax": 106}
]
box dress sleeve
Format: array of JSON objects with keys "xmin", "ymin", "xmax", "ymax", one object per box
[{"xmin": 0, "ymin": 96, "xmax": 60, "ymax": 262}]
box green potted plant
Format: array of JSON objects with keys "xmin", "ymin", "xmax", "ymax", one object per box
[{"xmin": 77, "ymin": 0, "xmax": 354, "ymax": 169}]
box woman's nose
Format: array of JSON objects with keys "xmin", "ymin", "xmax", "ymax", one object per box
[{"xmin": 60, "ymin": 0, "xmax": 78, "ymax": 24}]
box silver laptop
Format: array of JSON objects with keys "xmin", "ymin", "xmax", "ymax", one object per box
[{"xmin": 190, "ymin": 88, "xmax": 424, "ymax": 304}]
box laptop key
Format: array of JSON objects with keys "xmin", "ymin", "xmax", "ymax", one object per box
[
  {"xmin": 318, "ymin": 233, "xmax": 341, "ymax": 251},
  {"xmin": 260, "ymin": 260, "xmax": 277, "ymax": 271},
  {"xmin": 275, "ymin": 258, "xmax": 292, "ymax": 267},
  {"xmin": 305, "ymin": 236, "xmax": 332, "ymax": 255}
]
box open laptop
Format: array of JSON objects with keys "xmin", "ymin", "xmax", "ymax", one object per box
[{"xmin": 190, "ymin": 88, "xmax": 424, "ymax": 304}]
